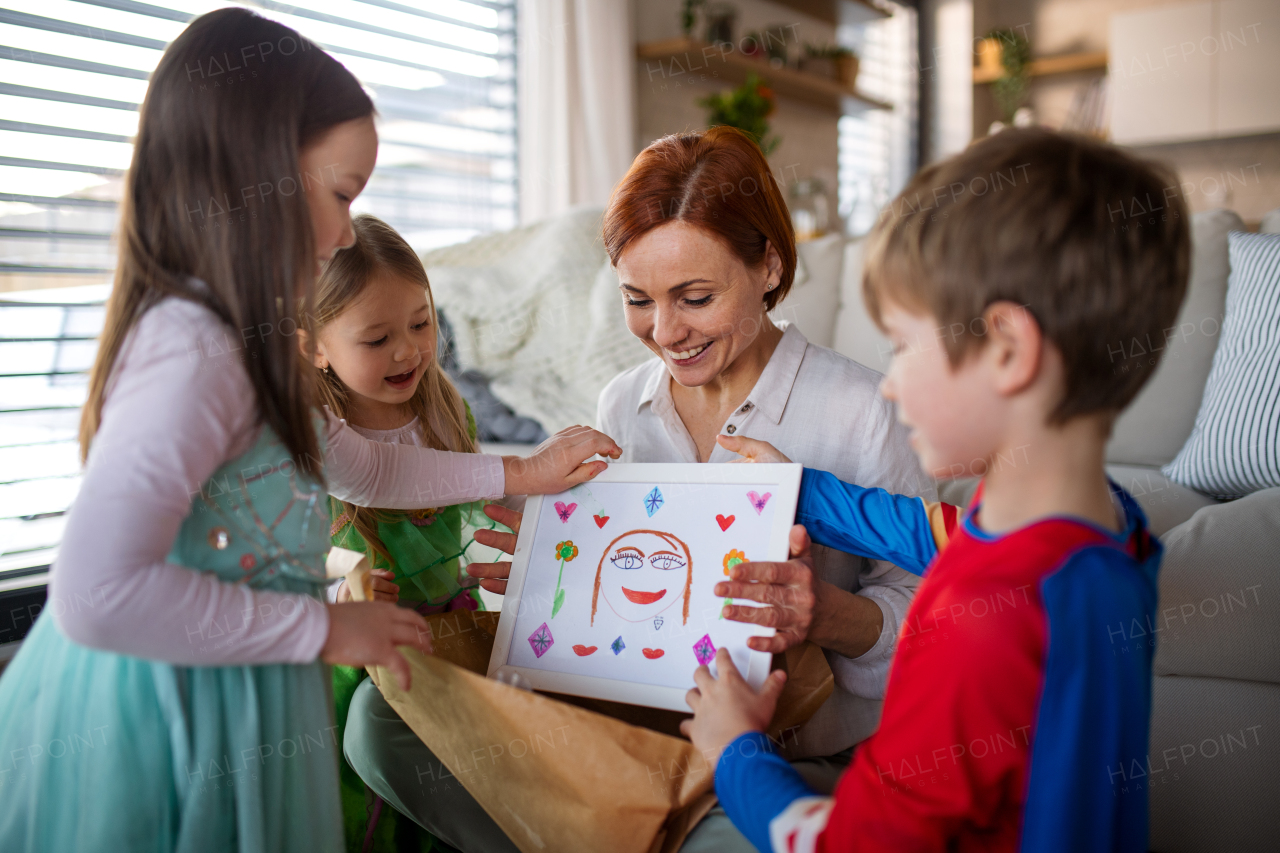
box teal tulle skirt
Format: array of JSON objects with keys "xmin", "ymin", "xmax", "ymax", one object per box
[{"xmin": 0, "ymin": 612, "xmax": 343, "ymax": 852}]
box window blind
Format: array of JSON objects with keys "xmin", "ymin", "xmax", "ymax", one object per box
[
  {"xmin": 0, "ymin": 0, "xmax": 518, "ymax": 577},
  {"xmin": 838, "ymin": 0, "xmax": 918, "ymax": 236}
]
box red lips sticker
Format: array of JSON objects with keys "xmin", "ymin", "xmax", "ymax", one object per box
[
  {"xmin": 572, "ymin": 645, "xmax": 598, "ymax": 656},
  {"xmin": 642, "ymin": 648, "xmax": 664, "ymax": 659},
  {"xmin": 622, "ymin": 587, "xmax": 666, "ymax": 605},
  {"xmin": 594, "ymin": 514, "xmax": 609, "ymax": 528},
  {"xmin": 716, "ymin": 514, "xmax": 735, "ymax": 531}
]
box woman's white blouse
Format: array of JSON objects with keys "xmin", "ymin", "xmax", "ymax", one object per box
[{"xmin": 597, "ymin": 323, "xmax": 935, "ymax": 759}]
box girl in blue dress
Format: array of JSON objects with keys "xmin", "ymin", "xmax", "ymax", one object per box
[{"xmin": 0, "ymin": 10, "xmax": 619, "ymax": 852}]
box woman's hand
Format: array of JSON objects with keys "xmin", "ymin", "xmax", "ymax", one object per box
[
  {"xmin": 502, "ymin": 426, "xmax": 622, "ymax": 496},
  {"xmin": 322, "ymin": 601, "xmax": 431, "ymax": 692},
  {"xmin": 679, "ymin": 648, "xmax": 787, "ymax": 760},
  {"xmin": 335, "ymin": 569, "xmax": 399, "ymax": 603},
  {"xmin": 716, "ymin": 434, "xmax": 793, "ymax": 463},
  {"xmin": 466, "ymin": 504, "xmax": 521, "ymax": 595},
  {"xmin": 717, "ymin": 525, "xmax": 885, "ymax": 657}
]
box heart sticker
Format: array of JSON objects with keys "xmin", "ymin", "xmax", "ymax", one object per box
[
  {"xmin": 593, "ymin": 514, "xmax": 609, "ymax": 528},
  {"xmin": 572, "ymin": 644, "xmax": 598, "ymax": 656},
  {"xmin": 746, "ymin": 491, "xmax": 772, "ymax": 514},
  {"xmin": 554, "ymin": 501, "xmax": 577, "ymax": 522},
  {"xmin": 716, "ymin": 514, "xmax": 735, "ymax": 531},
  {"xmin": 642, "ymin": 648, "xmax": 665, "ymax": 659}
]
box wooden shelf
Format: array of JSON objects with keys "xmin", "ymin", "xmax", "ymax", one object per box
[
  {"xmin": 973, "ymin": 50, "xmax": 1108, "ymax": 84},
  {"xmin": 770, "ymin": 0, "xmax": 890, "ymax": 26},
  {"xmin": 637, "ymin": 37, "xmax": 893, "ymax": 113}
]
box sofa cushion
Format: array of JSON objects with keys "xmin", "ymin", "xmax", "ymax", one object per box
[
  {"xmin": 770, "ymin": 233, "xmax": 845, "ymax": 350},
  {"xmin": 1152, "ymin": 486, "xmax": 1280, "ymax": 684},
  {"xmin": 831, "ymin": 237, "xmax": 893, "ymax": 372},
  {"xmin": 1163, "ymin": 231, "xmax": 1280, "ymax": 497},
  {"xmin": 1103, "ymin": 465, "xmax": 1218, "ymax": 537},
  {"xmin": 1148, "ymin": 675, "xmax": 1280, "ymax": 853},
  {"xmin": 1107, "ymin": 209, "xmax": 1242, "ymax": 467},
  {"xmin": 422, "ymin": 207, "xmax": 651, "ymax": 435},
  {"xmin": 1260, "ymin": 206, "xmax": 1280, "ymax": 234}
]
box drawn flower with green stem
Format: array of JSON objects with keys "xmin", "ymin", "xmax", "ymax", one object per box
[{"xmin": 551, "ymin": 540, "xmax": 577, "ymax": 617}]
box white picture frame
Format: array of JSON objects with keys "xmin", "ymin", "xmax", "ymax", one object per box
[{"xmin": 487, "ymin": 462, "xmax": 803, "ymax": 712}]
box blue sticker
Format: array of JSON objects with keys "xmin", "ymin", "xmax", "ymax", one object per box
[
  {"xmin": 611, "ymin": 635, "xmax": 626, "ymax": 655},
  {"xmin": 644, "ymin": 487, "xmax": 664, "ymax": 517}
]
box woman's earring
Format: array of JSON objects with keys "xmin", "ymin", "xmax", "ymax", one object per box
[{"xmin": 322, "ymin": 365, "xmax": 330, "ymax": 374}]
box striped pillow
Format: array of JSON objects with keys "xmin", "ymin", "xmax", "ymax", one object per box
[{"xmin": 1163, "ymin": 231, "xmax": 1280, "ymax": 498}]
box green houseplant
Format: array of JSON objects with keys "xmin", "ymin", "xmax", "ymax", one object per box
[
  {"xmin": 986, "ymin": 27, "xmax": 1031, "ymax": 124},
  {"xmin": 697, "ymin": 73, "xmax": 781, "ymax": 155}
]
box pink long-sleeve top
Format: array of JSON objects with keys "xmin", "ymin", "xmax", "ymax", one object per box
[{"xmin": 49, "ymin": 297, "xmax": 505, "ymax": 665}]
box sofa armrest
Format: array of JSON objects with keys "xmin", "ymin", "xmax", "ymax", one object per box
[{"xmin": 1152, "ymin": 487, "xmax": 1280, "ymax": 685}]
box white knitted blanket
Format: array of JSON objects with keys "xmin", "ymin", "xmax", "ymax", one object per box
[{"xmin": 422, "ymin": 207, "xmax": 653, "ymax": 435}]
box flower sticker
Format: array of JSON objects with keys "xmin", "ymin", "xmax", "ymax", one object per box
[
  {"xmin": 720, "ymin": 549, "xmax": 746, "ymax": 618},
  {"xmin": 551, "ymin": 540, "xmax": 578, "ymax": 618}
]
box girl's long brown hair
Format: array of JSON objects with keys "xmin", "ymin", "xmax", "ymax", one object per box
[
  {"xmin": 313, "ymin": 215, "xmax": 477, "ymax": 563},
  {"xmin": 79, "ymin": 9, "xmax": 374, "ymax": 475}
]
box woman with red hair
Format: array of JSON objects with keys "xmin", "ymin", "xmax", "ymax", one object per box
[{"xmin": 345, "ymin": 127, "xmax": 932, "ymax": 853}]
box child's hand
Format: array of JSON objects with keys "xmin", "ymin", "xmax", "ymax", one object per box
[
  {"xmin": 335, "ymin": 569, "xmax": 400, "ymax": 603},
  {"xmin": 322, "ymin": 601, "xmax": 431, "ymax": 692},
  {"xmin": 716, "ymin": 435, "xmax": 794, "ymax": 464},
  {"xmin": 503, "ymin": 426, "xmax": 622, "ymax": 496},
  {"xmin": 467, "ymin": 503, "xmax": 522, "ymax": 595},
  {"xmin": 679, "ymin": 648, "xmax": 788, "ymax": 762}
]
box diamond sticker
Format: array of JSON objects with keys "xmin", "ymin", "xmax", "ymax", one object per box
[
  {"xmin": 693, "ymin": 634, "xmax": 716, "ymax": 666},
  {"xmin": 528, "ymin": 622, "xmax": 554, "ymax": 658},
  {"xmin": 611, "ymin": 635, "xmax": 626, "ymax": 655}
]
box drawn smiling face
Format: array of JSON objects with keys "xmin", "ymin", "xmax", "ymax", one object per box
[{"xmin": 591, "ymin": 530, "xmax": 693, "ymax": 625}]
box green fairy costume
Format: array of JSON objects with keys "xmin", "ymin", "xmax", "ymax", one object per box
[{"xmin": 330, "ymin": 405, "xmax": 498, "ymax": 853}]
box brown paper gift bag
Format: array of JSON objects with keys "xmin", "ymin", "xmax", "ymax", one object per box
[{"xmin": 368, "ymin": 610, "xmax": 834, "ymax": 853}]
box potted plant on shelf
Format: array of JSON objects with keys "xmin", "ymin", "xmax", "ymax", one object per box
[
  {"xmin": 801, "ymin": 44, "xmax": 859, "ymax": 89},
  {"xmin": 698, "ymin": 73, "xmax": 781, "ymax": 156},
  {"xmin": 984, "ymin": 27, "xmax": 1032, "ymax": 127}
]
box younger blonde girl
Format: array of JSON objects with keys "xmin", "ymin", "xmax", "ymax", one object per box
[{"xmin": 309, "ymin": 214, "xmax": 493, "ymax": 851}]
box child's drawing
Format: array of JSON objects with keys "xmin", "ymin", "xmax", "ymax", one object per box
[
  {"xmin": 644, "ymin": 487, "xmax": 664, "ymax": 517},
  {"xmin": 590, "ymin": 530, "xmax": 693, "ymax": 627},
  {"xmin": 747, "ymin": 490, "xmax": 772, "ymax": 514},
  {"xmin": 497, "ymin": 470, "xmax": 798, "ymax": 707}
]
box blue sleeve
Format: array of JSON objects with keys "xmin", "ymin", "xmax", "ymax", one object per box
[
  {"xmin": 715, "ymin": 732, "xmax": 817, "ymax": 853},
  {"xmin": 796, "ymin": 468, "xmax": 939, "ymax": 576},
  {"xmin": 1020, "ymin": 545, "xmax": 1160, "ymax": 853}
]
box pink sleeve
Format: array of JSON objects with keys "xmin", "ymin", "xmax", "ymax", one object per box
[
  {"xmin": 324, "ymin": 415, "xmax": 505, "ymax": 509},
  {"xmin": 49, "ymin": 300, "xmax": 330, "ymax": 665}
]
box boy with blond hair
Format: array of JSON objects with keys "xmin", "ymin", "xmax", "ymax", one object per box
[{"xmin": 682, "ymin": 128, "xmax": 1190, "ymax": 852}]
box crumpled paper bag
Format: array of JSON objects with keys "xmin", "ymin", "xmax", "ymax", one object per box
[{"xmin": 369, "ymin": 610, "xmax": 834, "ymax": 853}]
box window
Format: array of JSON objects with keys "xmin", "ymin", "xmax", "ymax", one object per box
[
  {"xmin": 0, "ymin": 0, "xmax": 517, "ymax": 579},
  {"xmin": 837, "ymin": 0, "xmax": 918, "ymax": 236}
]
